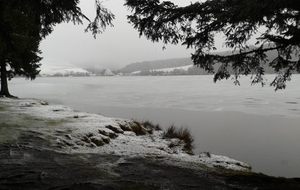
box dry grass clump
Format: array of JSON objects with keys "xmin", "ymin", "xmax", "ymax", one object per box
[
  {"xmin": 129, "ymin": 120, "xmax": 162, "ymax": 136},
  {"xmin": 142, "ymin": 120, "xmax": 162, "ymax": 132},
  {"xmin": 119, "ymin": 123, "xmax": 132, "ymax": 132},
  {"xmin": 163, "ymin": 125, "xmax": 194, "ymax": 154},
  {"xmin": 130, "ymin": 121, "xmax": 148, "ymax": 136}
]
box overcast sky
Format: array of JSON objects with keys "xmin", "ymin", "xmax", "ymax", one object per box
[{"xmin": 40, "ymin": 0, "xmax": 220, "ymax": 69}]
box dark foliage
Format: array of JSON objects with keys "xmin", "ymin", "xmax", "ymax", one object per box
[
  {"xmin": 125, "ymin": 0, "xmax": 300, "ymax": 90},
  {"xmin": 0, "ymin": 0, "xmax": 114, "ymax": 97},
  {"xmin": 0, "ymin": 1, "xmax": 41, "ymax": 97}
]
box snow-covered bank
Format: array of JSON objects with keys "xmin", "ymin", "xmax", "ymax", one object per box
[{"xmin": 0, "ymin": 98, "xmax": 251, "ymax": 172}]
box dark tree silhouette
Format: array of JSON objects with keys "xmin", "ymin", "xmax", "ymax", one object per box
[
  {"xmin": 0, "ymin": 1, "xmax": 42, "ymax": 97},
  {"xmin": 0, "ymin": 0, "xmax": 114, "ymax": 97},
  {"xmin": 125, "ymin": 0, "xmax": 300, "ymax": 90}
]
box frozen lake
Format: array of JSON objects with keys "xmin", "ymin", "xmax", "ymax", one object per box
[{"xmin": 10, "ymin": 75, "xmax": 300, "ymax": 177}]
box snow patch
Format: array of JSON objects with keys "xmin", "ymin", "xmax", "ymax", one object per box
[
  {"xmin": 152, "ymin": 65, "xmax": 193, "ymax": 72},
  {"xmin": 40, "ymin": 64, "xmax": 90, "ymax": 76}
]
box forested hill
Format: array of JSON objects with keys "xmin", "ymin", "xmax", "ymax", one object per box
[
  {"xmin": 119, "ymin": 58, "xmax": 193, "ymax": 73},
  {"xmin": 119, "ymin": 49, "xmax": 288, "ymax": 75}
]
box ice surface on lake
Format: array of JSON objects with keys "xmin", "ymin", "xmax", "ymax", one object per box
[{"xmin": 10, "ymin": 75, "xmax": 300, "ymax": 118}]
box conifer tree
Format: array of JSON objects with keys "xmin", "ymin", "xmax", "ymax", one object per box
[
  {"xmin": 0, "ymin": 1, "xmax": 41, "ymax": 97},
  {"xmin": 125, "ymin": 0, "xmax": 300, "ymax": 90},
  {"xmin": 0, "ymin": 0, "xmax": 114, "ymax": 97}
]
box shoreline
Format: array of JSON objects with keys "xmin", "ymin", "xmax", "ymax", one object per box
[
  {"xmin": 0, "ymin": 98, "xmax": 251, "ymax": 171},
  {"xmin": 37, "ymin": 100, "xmax": 300, "ymax": 177},
  {"xmin": 1, "ymin": 98, "xmax": 300, "ymax": 189},
  {"xmin": 62, "ymin": 104, "xmax": 300, "ymax": 178}
]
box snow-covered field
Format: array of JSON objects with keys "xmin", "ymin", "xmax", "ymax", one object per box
[
  {"xmin": 40, "ymin": 64, "xmax": 90, "ymax": 76},
  {"xmin": 0, "ymin": 98, "xmax": 251, "ymax": 172},
  {"xmin": 151, "ymin": 65, "xmax": 193, "ymax": 72},
  {"xmin": 129, "ymin": 65, "xmax": 194, "ymax": 75}
]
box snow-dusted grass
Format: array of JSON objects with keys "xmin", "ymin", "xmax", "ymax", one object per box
[
  {"xmin": 163, "ymin": 125, "xmax": 194, "ymax": 154},
  {"xmin": 0, "ymin": 98, "xmax": 251, "ymax": 172}
]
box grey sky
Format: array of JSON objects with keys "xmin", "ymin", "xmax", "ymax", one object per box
[{"xmin": 40, "ymin": 0, "xmax": 220, "ymax": 69}]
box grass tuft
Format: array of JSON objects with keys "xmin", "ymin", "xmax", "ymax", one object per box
[
  {"xmin": 127, "ymin": 120, "xmax": 193, "ymax": 154},
  {"xmin": 129, "ymin": 120, "xmax": 162, "ymax": 136},
  {"xmin": 163, "ymin": 125, "xmax": 194, "ymax": 154},
  {"xmin": 131, "ymin": 121, "xmax": 148, "ymax": 136},
  {"xmin": 119, "ymin": 123, "xmax": 132, "ymax": 131},
  {"xmin": 142, "ymin": 120, "xmax": 162, "ymax": 132}
]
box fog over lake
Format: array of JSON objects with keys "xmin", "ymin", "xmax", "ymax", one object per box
[{"xmin": 10, "ymin": 75, "xmax": 300, "ymax": 177}]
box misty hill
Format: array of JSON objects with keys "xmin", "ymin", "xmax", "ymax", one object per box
[
  {"xmin": 85, "ymin": 67, "xmax": 116, "ymax": 76},
  {"xmin": 119, "ymin": 58, "xmax": 193, "ymax": 73},
  {"xmin": 119, "ymin": 49, "xmax": 286, "ymax": 75},
  {"xmin": 40, "ymin": 64, "xmax": 91, "ymax": 77}
]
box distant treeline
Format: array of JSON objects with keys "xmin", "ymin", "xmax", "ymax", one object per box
[
  {"xmin": 119, "ymin": 58, "xmax": 193, "ymax": 73},
  {"xmin": 134, "ymin": 66, "xmax": 209, "ymax": 76},
  {"xmin": 119, "ymin": 49, "xmax": 299, "ymax": 76}
]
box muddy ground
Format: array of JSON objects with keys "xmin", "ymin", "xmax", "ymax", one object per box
[{"xmin": 0, "ymin": 135, "xmax": 300, "ymax": 190}]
